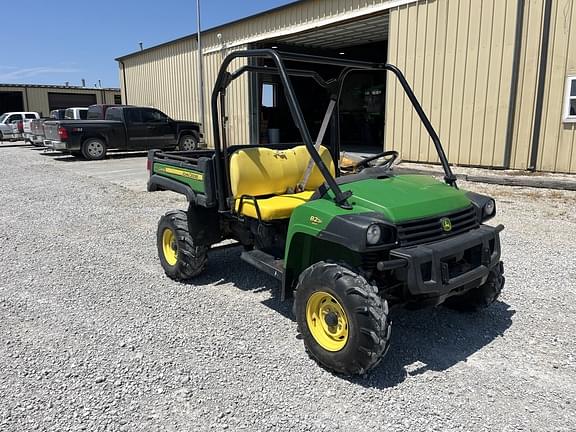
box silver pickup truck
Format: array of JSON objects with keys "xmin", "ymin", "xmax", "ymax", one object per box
[
  {"xmin": 26, "ymin": 109, "xmax": 66, "ymax": 147},
  {"xmin": 0, "ymin": 112, "xmax": 39, "ymax": 141}
]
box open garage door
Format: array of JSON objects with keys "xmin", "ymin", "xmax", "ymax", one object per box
[
  {"xmin": 0, "ymin": 91, "xmax": 24, "ymax": 114},
  {"xmin": 48, "ymin": 92, "xmax": 97, "ymax": 110},
  {"xmin": 254, "ymin": 13, "xmax": 389, "ymax": 154}
]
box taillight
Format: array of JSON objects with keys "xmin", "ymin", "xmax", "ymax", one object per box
[
  {"xmin": 146, "ymin": 158, "xmax": 152, "ymax": 172},
  {"xmin": 58, "ymin": 127, "xmax": 69, "ymax": 140},
  {"xmin": 18, "ymin": 121, "xmax": 24, "ymax": 132}
]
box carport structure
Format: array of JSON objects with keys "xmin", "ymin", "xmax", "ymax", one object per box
[{"xmin": 117, "ymin": 0, "xmax": 576, "ymax": 174}]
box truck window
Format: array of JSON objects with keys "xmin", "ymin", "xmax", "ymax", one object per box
[
  {"xmin": 106, "ymin": 108, "xmax": 123, "ymax": 122},
  {"xmin": 79, "ymin": 110, "xmax": 88, "ymax": 120},
  {"xmin": 125, "ymin": 109, "xmax": 143, "ymax": 124},
  {"xmin": 141, "ymin": 109, "xmax": 168, "ymax": 123},
  {"xmin": 65, "ymin": 109, "xmax": 74, "ymax": 119},
  {"xmin": 87, "ymin": 106, "xmax": 102, "ymax": 120},
  {"xmin": 7, "ymin": 114, "xmax": 23, "ymax": 123},
  {"xmin": 25, "ymin": 114, "xmax": 36, "ymax": 119}
]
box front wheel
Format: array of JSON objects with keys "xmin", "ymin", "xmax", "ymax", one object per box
[
  {"xmin": 81, "ymin": 138, "xmax": 107, "ymax": 160},
  {"xmin": 157, "ymin": 210, "xmax": 208, "ymax": 281},
  {"xmin": 294, "ymin": 262, "xmax": 391, "ymax": 375}
]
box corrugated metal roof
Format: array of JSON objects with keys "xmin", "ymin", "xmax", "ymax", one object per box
[
  {"xmin": 0, "ymin": 83, "xmax": 120, "ymax": 91},
  {"xmin": 276, "ymin": 13, "xmax": 389, "ymax": 48}
]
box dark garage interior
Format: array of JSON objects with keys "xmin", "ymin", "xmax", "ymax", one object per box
[
  {"xmin": 0, "ymin": 91, "xmax": 24, "ymax": 114},
  {"xmin": 253, "ymin": 13, "xmax": 389, "ymax": 154}
]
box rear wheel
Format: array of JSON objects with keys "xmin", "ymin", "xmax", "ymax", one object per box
[
  {"xmin": 443, "ymin": 264, "xmax": 505, "ymax": 312},
  {"xmin": 177, "ymin": 134, "xmax": 199, "ymax": 151},
  {"xmin": 294, "ymin": 262, "xmax": 391, "ymax": 375},
  {"xmin": 81, "ymin": 138, "xmax": 107, "ymax": 160},
  {"xmin": 157, "ymin": 210, "xmax": 208, "ymax": 281}
]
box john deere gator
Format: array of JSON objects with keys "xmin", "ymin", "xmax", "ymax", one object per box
[{"xmin": 147, "ymin": 50, "xmax": 505, "ymax": 375}]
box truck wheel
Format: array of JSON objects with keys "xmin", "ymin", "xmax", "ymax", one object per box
[
  {"xmin": 294, "ymin": 262, "xmax": 391, "ymax": 375},
  {"xmin": 81, "ymin": 138, "xmax": 107, "ymax": 160},
  {"xmin": 157, "ymin": 210, "xmax": 208, "ymax": 281},
  {"xmin": 443, "ymin": 264, "xmax": 505, "ymax": 312},
  {"xmin": 177, "ymin": 134, "xmax": 199, "ymax": 151}
]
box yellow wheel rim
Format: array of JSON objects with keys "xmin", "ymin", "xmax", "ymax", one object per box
[
  {"xmin": 162, "ymin": 228, "xmax": 178, "ymax": 266},
  {"xmin": 306, "ymin": 291, "xmax": 349, "ymax": 352}
]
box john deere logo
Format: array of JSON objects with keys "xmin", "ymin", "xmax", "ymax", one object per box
[
  {"xmin": 309, "ymin": 216, "xmax": 322, "ymax": 225},
  {"xmin": 441, "ymin": 217, "xmax": 452, "ymax": 232}
]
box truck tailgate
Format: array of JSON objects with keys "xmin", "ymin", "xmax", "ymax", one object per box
[
  {"xmin": 30, "ymin": 120, "xmax": 45, "ymax": 136},
  {"xmin": 43, "ymin": 122, "xmax": 60, "ymax": 141}
]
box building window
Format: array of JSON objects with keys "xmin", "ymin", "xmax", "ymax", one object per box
[
  {"xmin": 564, "ymin": 76, "xmax": 576, "ymax": 123},
  {"xmin": 262, "ymin": 83, "xmax": 276, "ymax": 108}
]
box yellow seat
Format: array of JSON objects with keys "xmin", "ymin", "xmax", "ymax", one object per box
[
  {"xmin": 235, "ymin": 191, "xmax": 315, "ymax": 220},
  {"xmin": 229, "ymin": 145, "xmax": 335, "ymax": 221}
]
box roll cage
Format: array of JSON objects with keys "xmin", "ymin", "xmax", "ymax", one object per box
[{"xmin": 211, "ymin": 49, "xmax": 457, "ymax": 212}]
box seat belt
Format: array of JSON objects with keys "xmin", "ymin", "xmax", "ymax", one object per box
[{"xmin": 295, "ymin": 98, "xmax": 337, "ymax": 193}]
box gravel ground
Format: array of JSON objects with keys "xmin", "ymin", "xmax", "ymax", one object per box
[{"xmin": 1, "ymin": 146, "xmax": 575, "ymax": 431}]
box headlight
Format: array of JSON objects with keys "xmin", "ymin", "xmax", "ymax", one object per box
[
  {"xmin": 366, "ymin": 224, "xmax": 382, "ymax": 245},
  {"xmin": 483, "ymin": 200, "xmax": 495, "ymax": 218}
]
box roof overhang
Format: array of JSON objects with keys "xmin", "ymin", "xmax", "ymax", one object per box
[{"xmin": 116, "ymin": 0, "xmax": 416, "ymax": 61}]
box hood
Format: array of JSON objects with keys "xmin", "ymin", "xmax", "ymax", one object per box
[{"xmin": 341, "ymin": 175, "xmax": 471, "ymax": 223}]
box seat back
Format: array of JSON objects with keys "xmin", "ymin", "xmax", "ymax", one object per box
[{"xmin": 229, "ymin": 145, "xmax": 335, "ymax": 198}]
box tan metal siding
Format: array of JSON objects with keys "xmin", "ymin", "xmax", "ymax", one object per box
[
  {"xmin": 386, "ymin": 0, "xmax": 517, "ymax": 168},
  {"xmin": 509, "ymin": 0, "xmax": 576, "ymax": 173},
  {"xmin": 122, "ymin": 40, "xmax": 250, "ymax": 147},
  {"xmin": 535, "ymin": 0, "xmax": 576, "ymax": 172}
]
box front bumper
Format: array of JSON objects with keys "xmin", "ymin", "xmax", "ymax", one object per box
[{"xmin": 390, "ymin": 224, "xmax": 503, "ymax": 298}]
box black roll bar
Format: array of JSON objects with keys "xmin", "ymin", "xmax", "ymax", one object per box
[
  {"xmin": 228, "ymin": 65, "xmax": 336, "ymax": 89},
  {"xmin": 210, "ymin": 49, "xmax": 458, "ymax": 212},
  {"xmin": 335, "ymin": 65, "xmax": 457, "ymax": 187},
  {"xmin": 212, "ymin": 49, "xmax": 352, "ymax": 211}
]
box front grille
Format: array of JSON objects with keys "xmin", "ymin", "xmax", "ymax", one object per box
[{"xmin": 397, "ymin": 206, "xmax": 479, "ymax": 247}]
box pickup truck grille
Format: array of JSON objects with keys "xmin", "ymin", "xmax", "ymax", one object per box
[{"xmin": 397, "ymin": 206, "xmax": 479, "ymax": 247}]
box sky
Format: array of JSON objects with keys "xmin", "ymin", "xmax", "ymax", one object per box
[{"xmin": 0, "ymin": 0, "xmax": 297, "ymax": 89}]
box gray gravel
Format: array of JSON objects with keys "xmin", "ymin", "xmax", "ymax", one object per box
[{"xmin": 1, "ymin": 146, "xmax": 575, "ymax": 431}]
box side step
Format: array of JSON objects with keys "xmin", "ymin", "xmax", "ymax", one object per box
[{"xmin": 240, "ymin": 250, "xmax": 284, "ymax": 281}]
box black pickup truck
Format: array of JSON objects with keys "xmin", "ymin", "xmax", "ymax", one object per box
[{"xmin": 43, "ymin": 106, "xmax": 201, "ymax": 160}]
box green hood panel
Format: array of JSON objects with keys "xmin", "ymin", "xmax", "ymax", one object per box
[{"xmin": 323, "ymin": 175, "xmax": 471, "ymax": 223}]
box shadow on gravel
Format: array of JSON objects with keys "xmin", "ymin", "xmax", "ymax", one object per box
[
  {"xmin": 348, "ymin": 301, "xmax": 515, "ymax": 389},
  {"xmin": 187, "ymin": 247, "xmax": 292, "ymax": 319},
  {"xmin": 0, "ymin": 143, "xmax": 34, "ymax": 149},
  {"xmin": 48, "ymin": 151, "xmax": 149, "ymax": 162},
  {"xmin": 188, "ymin": 248, "xmax": 515, "ymax": 389}
]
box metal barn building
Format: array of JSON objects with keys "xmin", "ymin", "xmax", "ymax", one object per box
[
  {"xmin": 0, "ymin": 84, "xmax": 121, "ymax": 117},
  {"xmin": 116, "ymin": 0, "xmax": 576, "ymax": 174}
]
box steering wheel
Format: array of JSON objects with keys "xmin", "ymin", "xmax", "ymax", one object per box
[{"xmin": 355, "ymin": 150, "xmax": 399, "ymax": 171}]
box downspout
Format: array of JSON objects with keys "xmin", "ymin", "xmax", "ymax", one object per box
[
  {"xmin": 528, "ymin": 0, "xmax": 553, "ymax": 171},
  {"xmin": 503, "ymin": 0, "xmax": 525, "ymax": 168},
  {"xmin": 120, "ymin": 60, "xmax": 128, "ymax": 104}
]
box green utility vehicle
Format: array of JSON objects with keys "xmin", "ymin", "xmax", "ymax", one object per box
[{"xmin": 148, "ymin": 50, "xmax": 505, "ymax": 375}]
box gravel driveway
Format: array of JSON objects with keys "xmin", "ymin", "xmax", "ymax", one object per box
[{"xmin": 1, "ymin": 146, "xmax": 575, "ymax": 431}]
